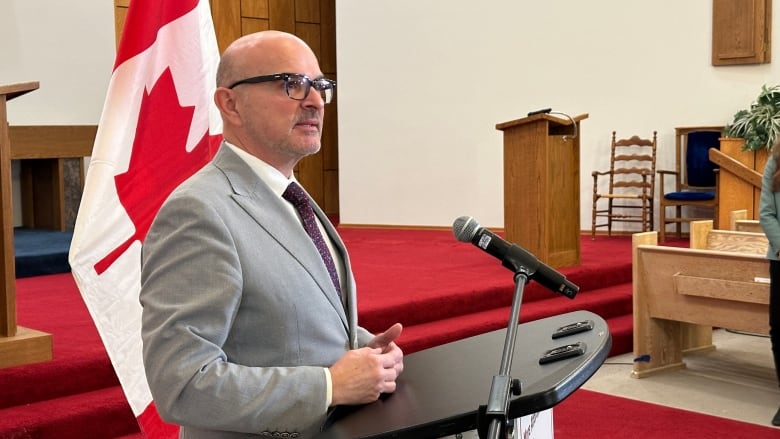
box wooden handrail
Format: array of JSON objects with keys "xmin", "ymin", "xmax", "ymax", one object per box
[{"xmin": 708, "ymin": 148, "xmax": 762, "ymax": 188}]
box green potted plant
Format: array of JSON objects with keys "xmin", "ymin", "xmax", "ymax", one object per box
[{"xmin": 724, "ymin": 84, "xmax": 780, "ymax": 151}]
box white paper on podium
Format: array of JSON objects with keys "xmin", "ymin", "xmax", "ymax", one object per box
[
  {"xmin": 443, "ymin": 409, "xmax": 554, "ymax": 439},
  {"xmin": 519, "ymin": 409, "xmax": 553, "ymax": 439}
]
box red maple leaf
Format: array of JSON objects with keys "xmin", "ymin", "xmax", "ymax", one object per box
[{"xmin": 94, "ymin": 68, "xmax": 220, "ymax": 274}]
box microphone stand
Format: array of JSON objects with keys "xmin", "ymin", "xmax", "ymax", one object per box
[{"xmin": 478, "ymin": 267, "xmax": 530, "ymax": 439}]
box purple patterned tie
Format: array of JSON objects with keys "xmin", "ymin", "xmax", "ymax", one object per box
[{"xmin": 282, "ymin": 182, "xmax": 342, "ymax": 298}]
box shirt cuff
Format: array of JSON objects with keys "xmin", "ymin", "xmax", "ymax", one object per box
[{"xmin": 324, "ymin": 367, "xmax": 333, "ymax": 407}]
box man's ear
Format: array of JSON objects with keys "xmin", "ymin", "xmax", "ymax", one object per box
[{"xmin": 214, "ymin": 88, "xmax": 240, "ymax": 123}]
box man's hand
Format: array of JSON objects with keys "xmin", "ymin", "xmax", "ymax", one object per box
[
  {"xmin": 329, "ymin": 323, "xmax": 405, "ymax": 406},
  {"xmin": 367, "ymin": 323, "xmax": 404, "ymax": 376}
]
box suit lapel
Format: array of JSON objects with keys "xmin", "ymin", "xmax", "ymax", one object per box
[{"xmin": 211, "ymin": 146, "xmax": 350, "ymax": 329}]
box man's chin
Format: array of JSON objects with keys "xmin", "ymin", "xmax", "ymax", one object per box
[{"xmin": 295, "ymin": 144, "xmax": 322, "ymax": 157}]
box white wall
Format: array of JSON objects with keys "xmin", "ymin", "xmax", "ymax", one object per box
[
  {"xmin": 1, "ymin": 1, "xmax": 115, "ymax": 124},
  {"xmin": 336, "ymin": 0, "xmax": 777, "ymax": 230},
  {"xmin": 3, "ymin": 1, "xmax": 777, "ymax": 232},
  {"xmin": 1, "ymin": 0, "xmax": 115, "ymax": 225}
]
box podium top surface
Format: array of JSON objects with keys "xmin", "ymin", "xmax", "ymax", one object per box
[
  {"xmin": 496, "ymin": 113, "xmax": 588, "ymax": 131},
  {"xmin": 0, "ymin": 81, "xmax": 40, "ymax": 102},
  {"xmin": 317, "ymin": 310, "xmax": 611, "ymax": 439}
]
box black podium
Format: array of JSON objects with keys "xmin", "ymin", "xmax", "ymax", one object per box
[{"xmin": 317, "ymin": 310, "xmax": 611, "ymax": 438}]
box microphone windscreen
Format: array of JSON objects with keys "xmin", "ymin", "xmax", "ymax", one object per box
[{"xmin": 452, "ymin": 216, "xmax": 480, "ymax": 242}]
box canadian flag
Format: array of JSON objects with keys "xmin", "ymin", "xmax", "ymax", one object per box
[{"xmin": 68, "ymin": 0, "xmax": 222, "ymax": 437}]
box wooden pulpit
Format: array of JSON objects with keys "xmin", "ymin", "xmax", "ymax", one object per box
[
  {"xmin": 496, "ymin": 113, "xmax": 588, "ymax": 268},
  {"xmin": 0, "ymin": 82, "xmax": 53, "ymax": 368}
]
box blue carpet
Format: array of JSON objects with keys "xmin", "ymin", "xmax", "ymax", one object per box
[{"xmin": 14, "ymin": 228, "xmax": 72, "ymax": 278}]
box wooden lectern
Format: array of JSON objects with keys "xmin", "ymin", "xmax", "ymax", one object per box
[
  {"xmin": 0, "ymin": 82, "xmax": 53, "ymax": 369},
  {"xmin": 496, "ymin": 113, "xmax": 588, "ymax": 268}
]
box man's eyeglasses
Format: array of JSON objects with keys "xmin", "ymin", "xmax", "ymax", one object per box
[{"xmin": 228, "ymin": 73, "xmax": 336, "ymax": 104}]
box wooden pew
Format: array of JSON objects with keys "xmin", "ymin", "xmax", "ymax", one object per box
[
  {"xmin": 729, "ymin": 208, "xmax": 763, "ymax": 233},
  {"xmin": 632, "ymin": 220, "xmax": 769, "ymax": 378}
]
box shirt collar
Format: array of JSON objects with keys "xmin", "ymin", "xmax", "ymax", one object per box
[{"xmin": 223, "ymin": 141, "xmax": 296, "ymax": 197}]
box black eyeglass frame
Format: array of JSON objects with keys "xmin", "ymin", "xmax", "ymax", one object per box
[{"xmin": 227, "ymin": 72, "xmax": 336, "ymax": 103}]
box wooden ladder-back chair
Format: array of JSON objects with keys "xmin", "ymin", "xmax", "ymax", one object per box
[
  {"xmin": 657, "ymin": 126, "xmax": 723, "ymax": 242},
  {"xmin": 591, "ymin": 131, "xmax": 658, "ymax": 239}
]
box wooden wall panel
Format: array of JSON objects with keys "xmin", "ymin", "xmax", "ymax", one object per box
[
  {"xmin": 295, "ymin": 23, "xmax": 322, "ymax": 61},
  {"xmin": 269, "ymin": 0, "xmax": 296, "ymax": 33},
  {"xmin": 319, "ymin": 0, "xmax": 337, "ymax": 74},
  {"xmin": 241, "ymin": 0, "xmax": 269, "ymax": 18},
  {"xmin": 114, "ymin": 1, "xmax": 129, "ymax": 48},
  {"xmin": 295, "ymin": 0, "xmax": 320, "ymax": 23},
  {"xmin": 295, "ymin": 146, "xmax": 324, "ymax": 202},
  {"xmin": 241, "ymin": 18, "xmax": 270, "ymax": 35},
  {"xmin": 114, "ymin": 0, "xmax": 340, "ymax": 214},
  {"xmin": 211, "ymin": 0, "xmax": 242, "ymax": 54},
  {"xmin": 323, "ymin": 170, "xmax": 338, "ymax": 214},
  {"xmin": 321, "ymin": 88, "xmax": 338, "ymax": 172}
]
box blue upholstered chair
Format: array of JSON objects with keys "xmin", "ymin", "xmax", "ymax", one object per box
[{"xmin": 657, "ymin": 127, "xmax": 723, "ymax": 242}]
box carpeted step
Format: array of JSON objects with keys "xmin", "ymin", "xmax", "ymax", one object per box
[
  {"xmin": 3, "ymin": 273, "xmax": 122, "ymax": 410},
  {"xmin": 349, "ymin": 230, "xmax": 637, "ymax": 334},
  {"xmin": 0, "ymin": 385, "xmax": 139, "ymax": 439},
  {"xmin": 604, "ymin": 313, "xmax": 633, "ymax": 357},
  {"xmin": 519, "ymin": 283, "xmax": 633, "ymax": 323},
  {"xmin": 358, "ymin": 261, "xmax": 634, "ymax": 335},
  {"xmin": 395, "ymin": 305, "xmax": 633, "ymax": 357},
  {"xmin": 0, "ymin": 313, "xmax": 633, "ymax": 439},
  {"xmin": 3, "ymin": 232, "xmax": 643, "ymax": 438},
  {"xmin": 14, "ymin": 227, "xmax": 73, "ymax": 278},
  {"xmin": 388, "ymin": 283, "xmax": 633, "ymax": 354},
  {"xmin": 0, "ymin": 351, "xmax": 119, "ymax": 410}
]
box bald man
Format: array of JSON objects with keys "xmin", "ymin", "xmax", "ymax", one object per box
[{"xmin": 140, "ymin": 31, "xmax": 404, "ymax": 438}]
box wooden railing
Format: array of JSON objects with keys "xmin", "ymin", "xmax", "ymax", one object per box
[
  {"xmin": 709, "ymin": 148, "xmax": 762, "ymax": 187},
  {"xmin": 708, "ymin": 147, "xmax": 763, "ymax": 226}
]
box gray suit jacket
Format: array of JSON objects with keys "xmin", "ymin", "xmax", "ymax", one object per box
[{"xmin": 140, "ymin": 144, "xmax": 372, "ymax": 438}]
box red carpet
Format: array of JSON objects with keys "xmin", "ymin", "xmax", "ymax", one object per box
[
  {"xmin": 556, "ymin": 389, "xmax": 780, "ymax": 439},
  {"xmin": 340, "ymin": 229, "xmax": 644, "ymax": 354},
  {"xmin": 6, "ymin": 230, "xmax": 764, "ymax": 438}
]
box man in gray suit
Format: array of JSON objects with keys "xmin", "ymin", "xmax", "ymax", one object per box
[{"xmin": 140, "ymin": 30, "xmax": 404, "ymax": 438}]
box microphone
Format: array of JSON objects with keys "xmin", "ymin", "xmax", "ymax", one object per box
[
  {"xmin": 452, "ymin": 216, "xmax": 579, "ymax": 299},
  {"xmin": 527, "ymin": 108, "xmax": 552, "ymax": 116}
]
